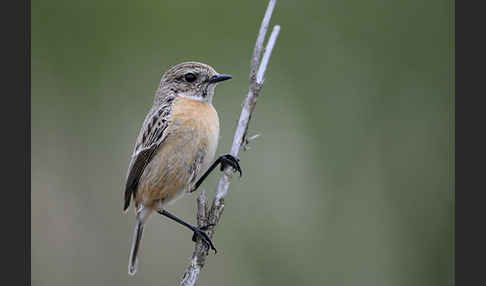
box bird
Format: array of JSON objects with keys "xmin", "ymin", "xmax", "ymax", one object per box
[{"xmin": 123, "ymin": 61, "xmax": 242, "ymax": 276}]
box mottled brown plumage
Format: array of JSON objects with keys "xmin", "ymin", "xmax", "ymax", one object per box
[{"xmin": 124, "ymin": 62, "xmax": 231, "ymax": 276}]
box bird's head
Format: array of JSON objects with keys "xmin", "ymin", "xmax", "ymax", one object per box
[{"xmin": 156, "ymin": 61, "xmax": 232, "ymax": 103}]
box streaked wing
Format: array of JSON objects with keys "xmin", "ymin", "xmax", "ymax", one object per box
[{"xmin": 123, "ymin": 96, "xmax": 175, "ymax": 211}]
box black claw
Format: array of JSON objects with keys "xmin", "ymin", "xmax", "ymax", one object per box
[
  {"xmin": 158, "ymin": 210, "xmax": 217, "ymax": 254},
  {"xmin": 190, "ymin": 154, "xmax": 243, "ymax": 194},
  {"xmin": 219, "ymin": 154, "xmax": 242, "ymax": 177},
  {"xmin": 192, "ymin": 226, "xmax": 217, "ymax": 253}
]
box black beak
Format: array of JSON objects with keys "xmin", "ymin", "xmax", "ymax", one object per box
[{"xmin": 209, "ymin": 74, "xmax": 232, "ymax": 84}]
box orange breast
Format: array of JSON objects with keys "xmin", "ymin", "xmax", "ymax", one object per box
[
  {"xmin": 171, "ymin": 97, "xmax": 220, "ymax": 134},
  {"xmin": 136, "ymin": 97, "xmax": 220, "ymax": 209}
]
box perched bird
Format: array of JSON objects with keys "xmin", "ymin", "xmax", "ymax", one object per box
[{"xmin": 123, "ymin": 62, "xmax": 242, "ymax": 276}]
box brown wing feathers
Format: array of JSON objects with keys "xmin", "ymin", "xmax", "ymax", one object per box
[{"xmin": 123, "ymin": 96, "xmax": 175, "ymax": 211}]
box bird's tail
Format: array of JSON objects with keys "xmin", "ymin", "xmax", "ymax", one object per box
[{"xmin": 128, "ymin": 208, "xmax": 151, "ymax": 276}]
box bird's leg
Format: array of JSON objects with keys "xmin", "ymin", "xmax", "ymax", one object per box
[
  {"xmin": 157, "ymin": 209, "xmax": 217, "ymax": 253},
  {"xmin": 190, "ymin": 154, "xmax": 242, "ymax": 193}
]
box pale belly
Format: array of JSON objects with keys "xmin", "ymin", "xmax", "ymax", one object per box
[{"xmin": 136, "ymin": 97, "xmax": 219, "ymax": 209}]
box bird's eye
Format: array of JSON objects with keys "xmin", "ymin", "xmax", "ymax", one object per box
[{"xmin": 184, "ymin": 73, "xmax": 197, "ymax": 83}]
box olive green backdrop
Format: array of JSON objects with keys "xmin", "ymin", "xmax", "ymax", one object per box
[{"xmin": 32, "ymin": 0, "xmax": 454, "ymax": 285}]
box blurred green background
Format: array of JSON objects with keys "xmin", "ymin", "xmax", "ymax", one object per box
[{"xmin": 31, "ymin": 0, "xmax": 454, "ymax": 285}]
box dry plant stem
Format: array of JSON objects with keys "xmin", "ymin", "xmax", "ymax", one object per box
[
  {"xmin": 180, "ymin": 190, "xmax": 208, "ymax": 286},
  {"xmin": 250, "ymin": 0, "xmax": 277, "ymax": 79},
  {"xmin": 180, "ymin": 1, "xmax": 280, "ymax": 285}
]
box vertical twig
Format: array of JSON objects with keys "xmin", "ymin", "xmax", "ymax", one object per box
[
  {"xmin": 180, "ymin": 1, "xmax": 280, "ymax": 285},
  {"xmin": 180, "ymin": 190, "xmax": 208, "ymax": 286}
]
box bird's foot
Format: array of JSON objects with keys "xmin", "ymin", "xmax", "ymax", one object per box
[
  {"xmin": 219, "ymin": 154, "xmax": 242, "ymax": 177},
  {"xmin": 191, "ymin": 223, "xmax": 217, "ymax": 253}
]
